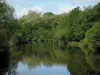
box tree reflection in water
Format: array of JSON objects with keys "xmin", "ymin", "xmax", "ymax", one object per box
[
  {"xmin": 0, "ymin": 49, "xmax": 9, "ymax": 75},
  {"xmin": 1, "ymin": 43, "xmax": 100, "ymax": 75}
]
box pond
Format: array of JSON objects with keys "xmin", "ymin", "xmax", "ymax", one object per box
[{"xmin": 0, "ymin": 43, "xmax": 100, "ymax": 75}]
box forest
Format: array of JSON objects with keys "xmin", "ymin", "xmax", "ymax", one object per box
[{"xmin": 0, "ymin": 0, "xmax": 100, "ymax": 74}]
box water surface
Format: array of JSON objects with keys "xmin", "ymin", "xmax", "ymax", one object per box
[
  {"xmin": 0, "ymin": 44, "xmax": 100, "ymax": 75},
  {"xmin": 13, "ymin": 62, "xmax": 70, "ymax": 75}
]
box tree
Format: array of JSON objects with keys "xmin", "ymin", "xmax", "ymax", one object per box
[
  {"xmin": 43, "ymin": 12, "xmax": 55, "ymax": 17},
  {"xmin": 0, "ymin": 0, "xmax": 18, "ymax": 49}
]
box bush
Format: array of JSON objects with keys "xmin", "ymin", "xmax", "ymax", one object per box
[{"xmin": 83, "ymin": 21, "xmax": 100, "ymax": 53}]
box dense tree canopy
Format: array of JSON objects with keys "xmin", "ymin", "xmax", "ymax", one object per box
[
  {"xmin": 0, "ymin": 0, "xmax": 18, "ymax": 49},
  {"xmin": 10, "ymin": 3, "xmax": 100, "ymax": 50}
]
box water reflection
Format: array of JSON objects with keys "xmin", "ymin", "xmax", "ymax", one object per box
[
  {"xmin": 1, "ymin": 43, "xmax": 100, "ymax": 75},
  {"xmin": 16, "ymin": 62, "xmax": 69, "ymax": 75},
  {"xmin": 0, "ymin": 50, "xmax": 9, "ymax": 75}
]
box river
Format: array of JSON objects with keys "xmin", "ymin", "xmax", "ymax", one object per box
[{"xmin": 0, "ymin": 43, "xmax": 99, "ymax": 75}]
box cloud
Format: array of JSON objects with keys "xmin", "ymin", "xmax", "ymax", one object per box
[
  {"xmin": 59, "ymin": 7, "xmax": 74, "ymax": 13},
  {"xmin": 15, "ymin": 6, "xmax": 74, "ymax": 18},
  {"xmin": 15, "ymin": 5, "xmax": 74, "ymax": 18},
  {"xmin": 72, "ymin": 0, "xmax": 100, "ymax": 3},
  {"xmin": 42, "ymin": 5, "xmax": 59, "ymax": 14},
  {"xmin": 15, "ymin": 7, "xmax": 43, "ymax": 18}
]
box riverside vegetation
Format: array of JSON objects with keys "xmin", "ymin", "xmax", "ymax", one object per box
[{"xmin": 0, "ymin": 0, "xmax": 100, "ymax": 75}]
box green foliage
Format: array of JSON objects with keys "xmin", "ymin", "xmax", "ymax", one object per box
[
  {"xmin": 12, "ymin": 3, "xmax": 100, "ymax": 57},
  {"xmin": 43, "ymin": 12, "xmax": 55, "ymax": 17},
  {"xmin": 83, "ymin": 21, "xmax": 100, "ymax": 53},
  {"xmin": 68, "ymin": 41, "xmax": 79, "ymax": 48},
  {"xmin": 13, "ymin": 11, "xmax": 57, "ymax": 44},
  {"xmin": 0, "ymin": 0, "xmax": 18, "ymax": 49}
]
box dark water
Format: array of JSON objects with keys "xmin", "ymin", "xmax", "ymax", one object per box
[{"xmin": 0, "ymin": 43, "xmax": 100, "ymax": 75}]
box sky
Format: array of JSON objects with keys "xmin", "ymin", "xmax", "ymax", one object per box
[{"xmin": 6, "ymin": 0, "xmax": 100, "ymax": 18}]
